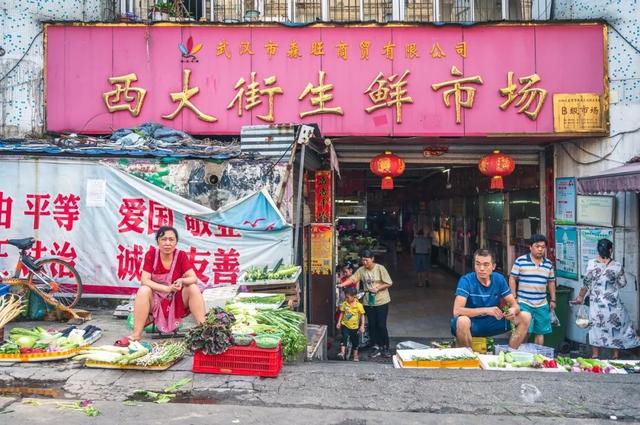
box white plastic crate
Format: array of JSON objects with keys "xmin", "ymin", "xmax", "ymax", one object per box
[{"xmin": 495, "ymin": 343, "xmax": 554, "ymax": 358}]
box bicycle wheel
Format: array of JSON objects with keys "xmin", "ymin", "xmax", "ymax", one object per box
[{"xmin": 29, "ymin": 258, "xmax": 82, "ymax": 308}]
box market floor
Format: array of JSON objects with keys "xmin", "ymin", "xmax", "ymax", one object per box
[{"xmin": 385, "ymin": 254, "xmax": 459, "ymax": 339}]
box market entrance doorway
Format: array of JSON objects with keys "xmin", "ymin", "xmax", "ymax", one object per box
[
  {"xmin": 335, "ymin": 163, "xmax": 463, "ymax": 340},
  {"xmin": 333, "ymin": 146, "xmax": 542, "ymax": 340}
]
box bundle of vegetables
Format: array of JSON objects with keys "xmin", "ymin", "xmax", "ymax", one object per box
[
  {"xmin": 572, "ymin": 357, "xmax": 615, "ymax": 374},
  {"xmin": 184, "ymin": 307, "xmax": 235, "ymax": 355},
  {"xmin": 0, "ymin": 326, "xmax": 87, "ymax": 354},
  {"xmin": 609, "ymin": 361, "xmax": 640, "ymax": 374},
  {"xmin": 73, "ymin": 341, "xmax": 149, "ymax": 365},
  {"xmin": 414, "ymin": 353, "xmax": 478, "ymax": 361},
  {"xmin": 0, "ymin": 294, "xmax": 25, "ymax": 329},
  {"xmin": 133, "ymin": 341, "xmax": 187, "ymax": 367},
  {"xmin": 255, "ymin": 309, "xmax": 307, "ymax": 361},
  {"xmin": 235, "ymin": 294, "xmax": 286, "ymax": 305},
  {"xmin": 225, "ymin": 303, "xmax": 259, "ymax": 334},
  {"xmin": 243, "ymin": 262, "xmax": 299, "ymax": 282}
]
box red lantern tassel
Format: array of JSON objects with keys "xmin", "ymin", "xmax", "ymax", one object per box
[
  {"xmin": 490, "ymin": 176, "xmax": 504, "ymax": 190},
  {"xmin": 381, "ymin": 176, "xmax": 394, "ymax": 190}
]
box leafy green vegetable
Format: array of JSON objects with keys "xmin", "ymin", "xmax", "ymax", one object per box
[{"xmin": 184, "ymin": 307, "xmax": 235, "ymax": 355}]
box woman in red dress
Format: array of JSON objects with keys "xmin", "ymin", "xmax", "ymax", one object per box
[{"xmin": 122, "ymin": 226, "xmax": 205, "ymax": 344}]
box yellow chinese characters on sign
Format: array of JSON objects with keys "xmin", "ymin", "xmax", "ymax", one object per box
[
  {"xmin": 431, "ymin": 66, "xmax": 484, "ymax": 124},
  {"xmin": 364, "ymin": 70, "xmax": 413, "ymax": 124},
  {"xmin": 430, "ymin": 42, "xmax": 446, "ymax": 58},
  {"xmin": 455, "ymin": 42, "xmax": 467, "ymax": 58},
  {"xmin": 239, "ymin": 41, "xmax": 254, "ymax": 56},
  {"xmin": 162, "ymin": 69, "xmax": 216, "ymax": 123},
  {"xmin": 311, "ymin": 41, "xmax": 325, "ymax": 56},
  {"xmin": 265, "ymin": 41, "xmax": 278, "ymax": 59},
  {"xmin": 216, "ymin": 40, "xmax": 232, "ymax": 59},
  {"xmin": 553, "ymin": 93, "xmax": 605, "ymax": 133},
  {"xmin": 310, "ymin": 224, "xmax": 333, "ymax": 276},
  {"xmin": 382, "ymin": 42, "xmax": 395, "ymax": 60},
  {"xmin": 288, "ymin": 41, "xmax": 302, "ymax": 58},
  {"xmin": 298, "ymin": 71, "xmax": 344, "ymax": 118},
  {"xmin": 405, "ymin": 43, "xmax": 420, "ymax": 59},
  {"xmin": 336, "ymin": 41, "xmax": 348, "ymax": 60},
  {"xmin": 227, "ymin": 72, "xmax": 283, "ymax": 123},
  {"xmin": 103, "ymin": 73, "xmax": 147, "ymax": 117},
  {"xmin": 360, "ymin": 41, "xmax": 371, "ymax": 60},
  {"xmin": 499, "ymin": 72, "xmax": 548, "ymax": 120}
]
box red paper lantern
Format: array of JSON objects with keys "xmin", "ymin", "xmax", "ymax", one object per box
[
  {"xmin": 478, "ymin": 150, "xmax": 515, "ymax": 190},
  {"xmin": 370, "ymin": 151, "xmax": 406, "ymax": 190}
]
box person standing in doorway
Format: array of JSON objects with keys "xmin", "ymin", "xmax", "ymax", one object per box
[
  {"xmin": 509, "ymin": 234, "xmax": 556, "ymax": 346},
  {"xmin": 343, "ymin": 249, "xmax": 393, "ymax": 358},
  {"xmin": 411, "ymin": 229, "xmax": 432, "ymax": 287}
]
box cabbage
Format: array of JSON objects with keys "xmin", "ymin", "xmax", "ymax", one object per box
[{"xmin": 14, "ymin": 335, "xmax": 37, "ymax": 348}]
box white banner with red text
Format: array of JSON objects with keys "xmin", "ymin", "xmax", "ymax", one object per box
[{"xmin": 0, "ymin": 158, "xmax": 293, "ymax": 297}]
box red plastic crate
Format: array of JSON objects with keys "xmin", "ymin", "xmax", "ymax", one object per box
[{"xmin": 192, "ymin": 342, "xmax": 283, "ymax": 377}]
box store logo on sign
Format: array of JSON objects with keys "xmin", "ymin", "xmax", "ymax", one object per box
[
  {"xmin": 423, "ymin": 145, "xmax": 448, "ymax": 157},
  {"xmin": 179, "ymin": 36, "xmax": 202, "ymax": 62}
]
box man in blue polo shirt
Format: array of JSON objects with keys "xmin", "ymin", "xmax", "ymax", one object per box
[
  {"xmin": 509, "ymin": 234, "xmax": 556, "ymax": 346},
  {"xmin": 451, "ymin": 248, "xmax": 531, "ymax": 349}
]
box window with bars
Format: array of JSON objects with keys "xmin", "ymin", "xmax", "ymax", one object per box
[
  {"xmin": 405, "ymin": 0, "xmax": 434, "ymax": 22},
  {"xmin": 439, "ymin": 0, "xmax": 472, "ymax": 22},
  {"xmin": 117, "ymin": 0, "xmax": 544, "ymax": 22},
  {"xmin": 474, "ymin": 0, "xmax": 501, "ymax": 21},
  {"xmin": 295, "ymin": 0, "xmax": 322, "ymax": 22},
  {"xmin": 509, "ymin": 0, "xmax": 533, "ymax": 20}
]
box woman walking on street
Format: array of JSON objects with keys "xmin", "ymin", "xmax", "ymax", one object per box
[{"xmin": 570, "ymin": 239, "xmax": 640, "ymax": 359}]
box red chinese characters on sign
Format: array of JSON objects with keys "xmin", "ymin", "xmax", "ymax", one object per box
[
  {"xmin": 117, "ymin": 198, "xmax": 174, "ymax": 234},
  {"xmin": 211, "ymin": 248, "xmax": 240, "ymax": 285},
  {"xmin": 118, "ymin": 198, "xmax": 146, "ymax": 233},
  {"xmin": 24, "ymin": 194, "xmax": 51, "ymax": 230},
  {"xmin": 314, "ymin": 170, "xmax": 332, "ymax": 223},
  {"xmin": 19, "ymin": 240, "xmax": 77, "ymax": 278},
  {"xmin": 52, "ymin": 194, "xmax": 81, "ymax": 231},
  {"xmin": 185, "ymin": 215, "xmax": 213, "ymax": 237},
  {"xmin": 0, "ymin": 192, "xmax": 13, "ymax": 228},
  {"xmin": 116, "ymin": 244, "xmax": 145, "ymax": 281},
  {"xmin": 187, "ymin": 246, "xmax": 212, "ymax": 284},
  {"xmin": 49, "ymin": 241, "xmax": 78, "ymax": 277},
  {"xmin": 214, "ymin": 225, "xmax": 242, "ymax": 238},
  {"xmin": 0, "ymin": 240, "xmax": 9, "ymax": 258},
  {"xmin": 147, "ymin": 200, "xmax": 174, "ymax": 234}
]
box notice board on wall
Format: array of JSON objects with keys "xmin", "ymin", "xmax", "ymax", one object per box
[
  {"xmin": 576, "ymin": 195, "xmax": 615, "ymax": 227},
  {"xmin": 555, "ymin": 226, "xmax": 578, "ymax": 280},
  {"xmin": 579, "ymin": 227, "xmax": 614, "ymax": 277}
]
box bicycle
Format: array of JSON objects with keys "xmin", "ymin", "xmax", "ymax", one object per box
[{"xmin": 1, "ymin": 237, "xmax": 86, "ymax": 320}]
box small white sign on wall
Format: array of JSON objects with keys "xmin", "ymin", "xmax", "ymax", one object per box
[{"xmin": 576, "ymin": 195, "xmax": 615, "ymax": 227}]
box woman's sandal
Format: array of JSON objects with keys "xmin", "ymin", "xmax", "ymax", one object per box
[
  {"xmin": 114, "ymin": 336, "xmax": 138, "ymax": 347},
  {"xmin": 337, "ymin": 352, "xmax": 345, "ymax": 360}
]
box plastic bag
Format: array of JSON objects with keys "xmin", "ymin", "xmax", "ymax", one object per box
[
  {"xmin": 575, "ymin": 304, "xmax": 590, "ymax": 328},
  {"xmin": 550, "ymin": 309, "xmax": 561, "ymax": 327}
]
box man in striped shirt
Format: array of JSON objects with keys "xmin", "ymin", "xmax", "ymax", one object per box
[{"xmin": 509, "ymin": 234, "xmax": 557, "ymax": 346}]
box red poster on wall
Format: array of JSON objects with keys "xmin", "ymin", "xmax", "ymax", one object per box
[{"xmin": 314, "ymin": 170, "xmax": 332, "ymax": 223}]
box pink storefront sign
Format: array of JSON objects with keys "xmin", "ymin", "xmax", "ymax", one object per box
[{"xmin": 45, "ymin": 23, "xmax": 607, "ymax": 137}]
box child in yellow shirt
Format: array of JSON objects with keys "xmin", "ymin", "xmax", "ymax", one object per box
[{"xmin": 336, "ymin": 287, "xmax": 365, "ymax": 361}]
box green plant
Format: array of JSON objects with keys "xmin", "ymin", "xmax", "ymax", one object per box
[{"xmin": 151, "ymin": 1, "xmax": 174, "ymax": 14}]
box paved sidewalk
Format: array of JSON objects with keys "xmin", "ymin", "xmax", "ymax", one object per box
[
  {"xmin": 2, "ymin": 308, "xmax": 640, "ymax": 422},
  {"xmin": 0, "ymin": 398, "xmax": 620, "ymax": 425}
]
